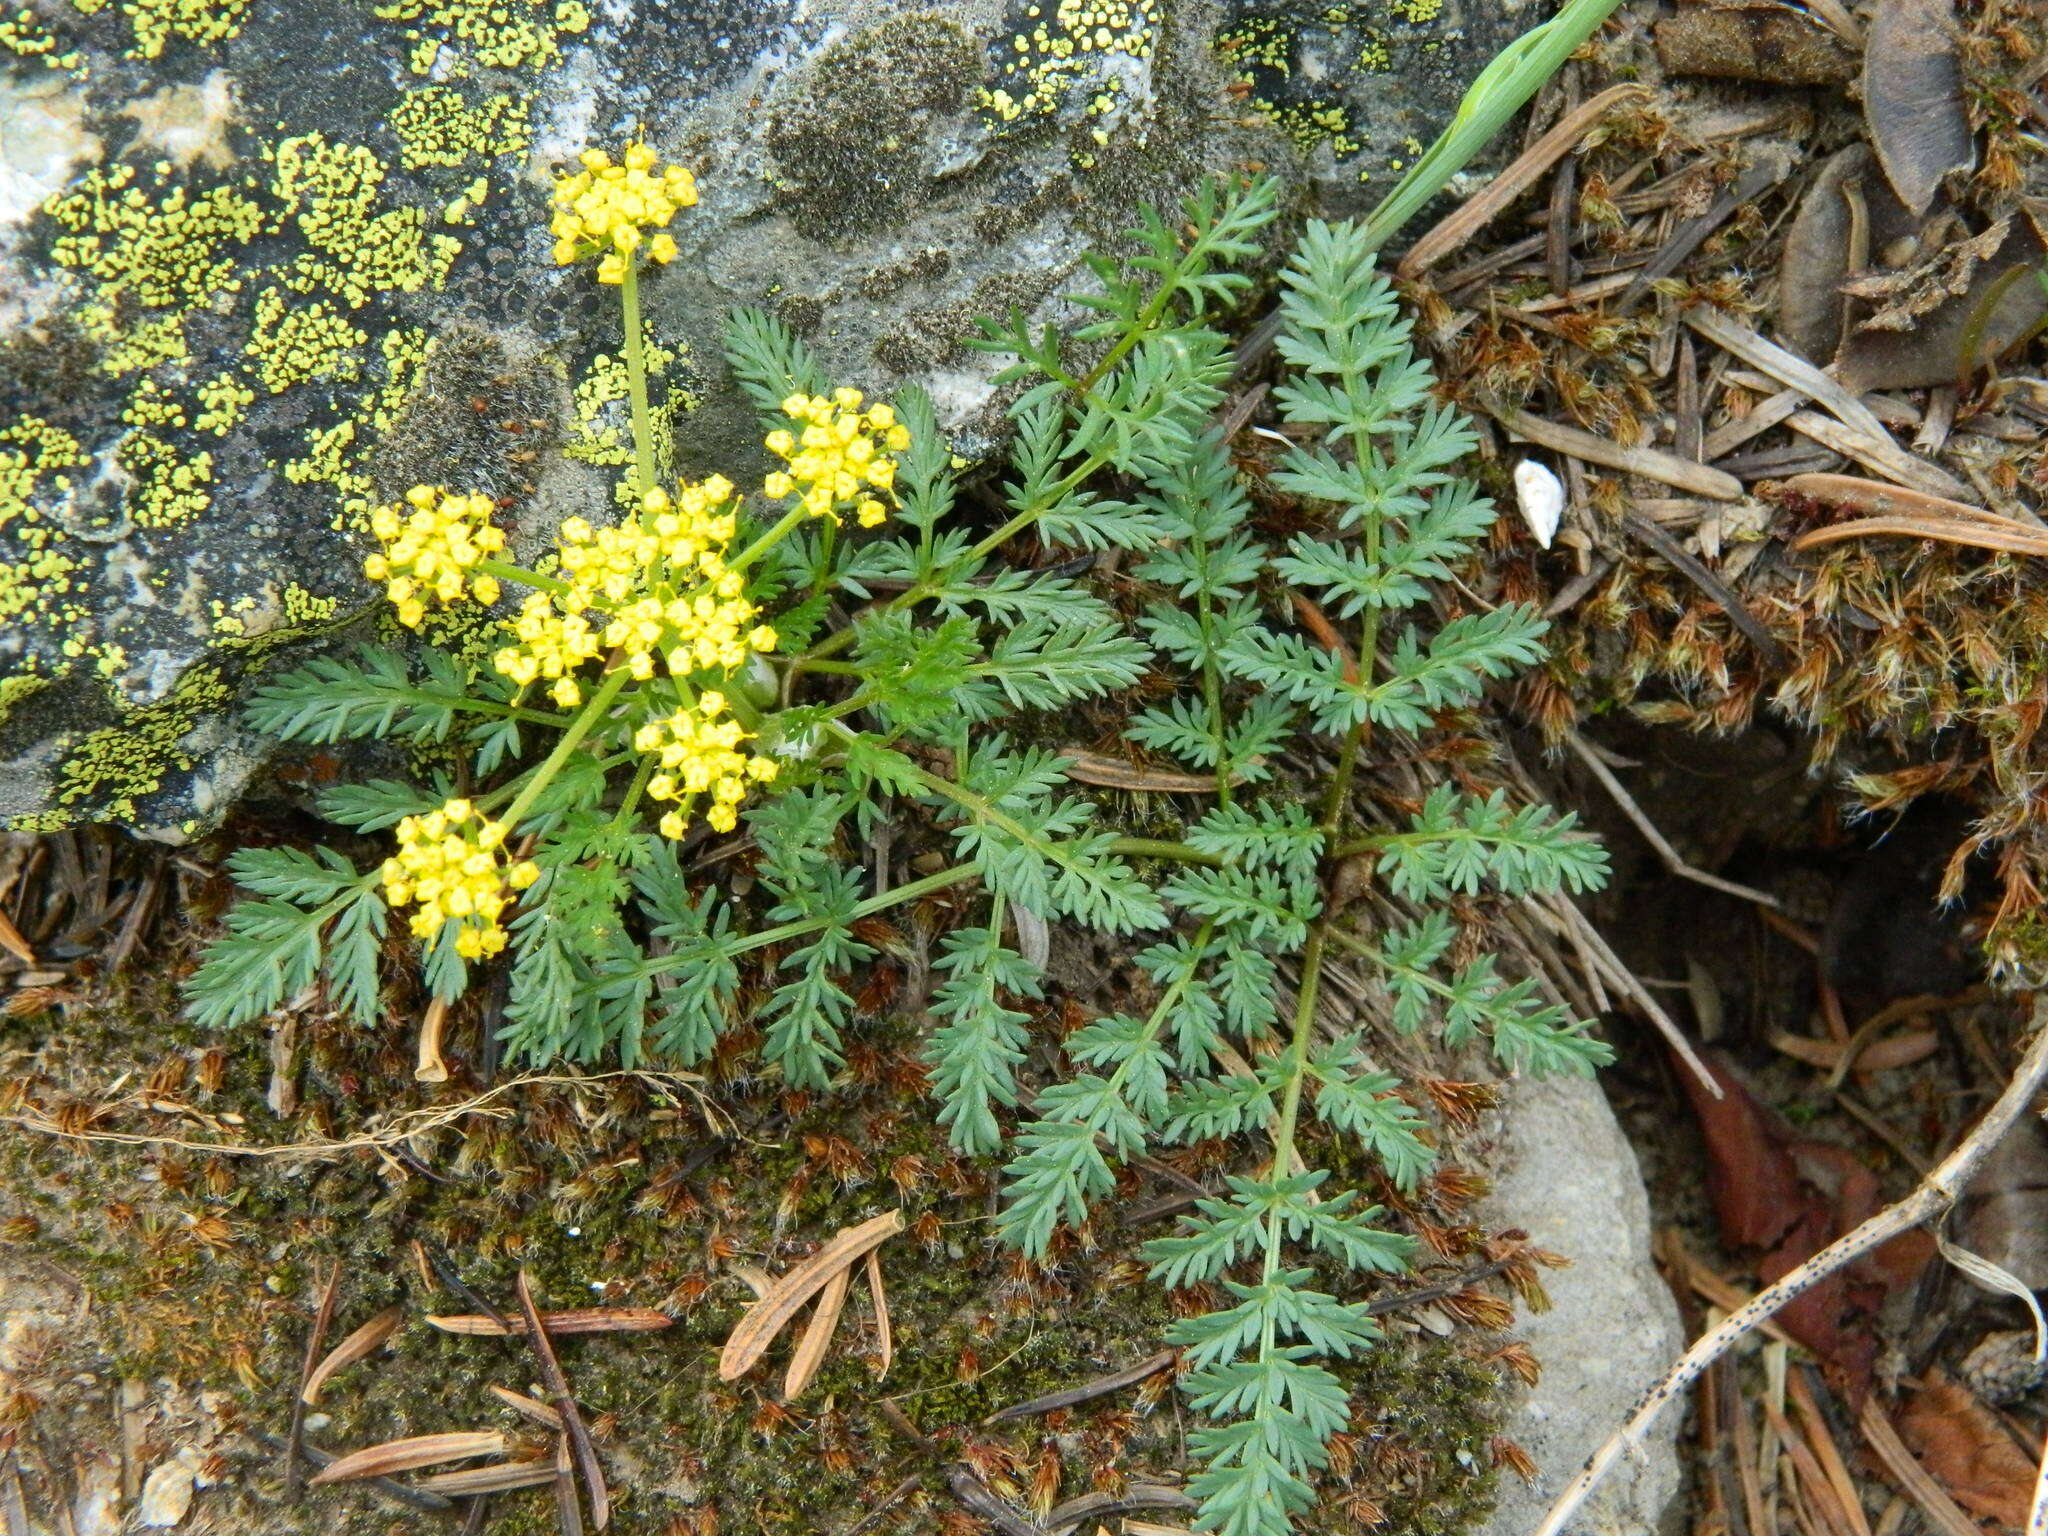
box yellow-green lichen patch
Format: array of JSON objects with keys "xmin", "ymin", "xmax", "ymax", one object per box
[
  {"xmin": 565, "ymin": 339, "xmax": 682, "ymax": 466},
  {"xmin": 980, "ymin": 0, "xmax": 1160, "ymax": 135},
  {"xmin": 281, "ymin": 583, "xmax": 339, "ymax": 625},
  {"xmin": 47, "ymin": 661, "xmax": 230, "ymax": 823},
  {"xmin": 245, "ymin": 286, "xmax": 366, "ymax": 393},
  {"xmin": 192, "ymin": 370, "xmax": 253, "ymax": 435},
  {"xmin": 1211, "ymin": 0, "xmax": 1478, "ymax": 165},
  {"xmin": 0, "ymin": 669, "xmax": 52, "ymax": 724},
  {"xmin": 0, "ymin": 417, "xmax": 82, "ymax": 535},
  {"xmin": 120, "ymin": 429, "xmax": 212, "ymax": 526},
  {"xmin": 374, "ymin": 0, "xmax": 590, "ymax": 77},
  {"xmin": 270, "ymin": 132, "xmax": 461, "ymax": 308},
  {"xmin": 0, "ymin": 538, "xmax": 83, "ymax": 625},
  {"xmin": 388, "ymin": 85, "xmax": 531, "ymax": 170},
  {"xmin": 1, "ymin": 7, "xmax": 83, "ymax": 71},
  {"xmin": 71, "ymin": 0, "xmax": 253, "ymax": 61},
  {"xmin": 0, "ymin": 412, "xmax": 86, "ymax": 651},
  {"xmin": 43, "ymin": 164, "xmax": 263, "ymax": 318}
]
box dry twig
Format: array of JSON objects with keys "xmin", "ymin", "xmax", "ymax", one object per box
[
  {"xmin": 284, "ymin": 1260, "xmax": 343, "ymax": 1493},
  {"xmin": 1399, "ymin": 85, "xmax": 1649, "ymax": 276},
  {"xmin": 1486, "ymin": 405, "xmax": 1743, "ymax": 500},
  {"xmin": 986, "ymin": 1350, "xmax": 1177, "ymax": 1424},
  {"xmin": 513, "ymin": 1271, "xmax": 609, "ymax": 1530},
  {"xmin": 1, "ymin": 1069, "xmax": 708, "ymax": 1160},
  {"xmin": 1563, "ymin": 730, "xmax": 1782, "ymax": 908},
  {"xmin": 1532, "ymin": 1008, "xmax": 2048, "ymax": 1536}
]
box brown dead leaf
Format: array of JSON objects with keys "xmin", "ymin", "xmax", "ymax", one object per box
[
  {"xmin": 719, "ymin": 1209, "xmax": 905, "ymax": 1381},
  {"xmin": 782, "ymin": 1263, "xmax": 852, "ymax": 1401},
  {"xmin": 1679, "ymin": 1055, "xmax": 1883, "ymax": 1388},
  {"xmin": 1838, "ymin": 214, "xmax": 2048, "ymax": 389},
  {"xmin": 300, "ymin": 1305, "xmax": 402, "ymax": 1405},
  {"xmin": 1897, "ymin": 1380, "xmax": 2035, "ymax": 1526},
  {"xmin": 866, "ymin": 1247, "xmax": 893, "ymax": 1381},
  {"xmin": 1863, "ymin": 0, "xmax": 1975, "ymax": 216},
  {"xmin": 1059, "ymin": 750, "xmax": 1239, "ymax": 794},
  {"xmin": 305, "ymin": 1430, "xmax": 507, "ymax": 1486},
  {"xmin": 1678, "ymin": 1055, "xmax": 1807, "ymax": 1250},
  {"xmin": 424, "ymin": 1308, "xmax": 673, "ymax": 1337},
  {"xmin": 1655, "ymin": 3, "xmax": 1859, "ymax": 85},
  {"xmin": 1778, "ymin": 145, "xmax": 1916, "ymax": 364}
]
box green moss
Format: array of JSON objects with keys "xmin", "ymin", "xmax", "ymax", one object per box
[{"xmin": 764, "ymin": 16, "xmax": 978, "ymax": 239}]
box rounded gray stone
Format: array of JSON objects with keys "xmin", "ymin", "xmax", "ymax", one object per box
[{"xmin": 1481, "ymin": 1073, "xmax": 1686, "ymax": 1536}]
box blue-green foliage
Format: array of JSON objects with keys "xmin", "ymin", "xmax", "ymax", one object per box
[{"xmin": 186, "ymin": 177, "xmax": 1612, "ymax": 1536}]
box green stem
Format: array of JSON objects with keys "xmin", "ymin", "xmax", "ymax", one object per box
[
  {"xmin": 649, "ymin": 863, "xmax": 982, "ymax": 976},
  {"xmin": 794, "ymin": 446, "xmax": 1118, "ymax": 670},
  {"xmin": 1076, "ymin": 246, "xmax": 1208, "ymax": 395},
  {"xmin": 412, "ymin": 690, "xmax": 572, "ymax": 729},
  {"xmin": 1324, "ymin": 927, "xmax": 1458, "ymax": 1008},
  {"xmin": 812, "ymin": 518, "xmax": 838, "ymax": 597},
  {"xmin": 611, "ymin": 752, "xmax": 657, "ymax": 830},
  {"xmin": 621, "ymin": 262, "xmax": 656, "ymax": 497},
  {"xmin": 499, "ymin": 665, "xmax": 632, "ymax": 835},
  {"xmin": 1259, "ymin": 922, "xmax": 1328, "ymax": 1327},
  {"xmin": 1106, "ymin": 836, "xmax": 1223, "ymax": 866},
  {"xmin": 728, "ymin": 503, "xmax": 809, "ymax": 576},
  {"xmin": 1103, "ymin": 917, "xmax": 1218, "ymax": 1095},
  {"xmin": 1317, "ymin": 519, "xmax": 1383, "ymax": 836},
  {"xmin": 1192, "ymin": 532, "xmax": 1232, "ymax": 809},
  {"xmin": 476, "ymin": 557, "xmax": 570, "ymax": 598}
]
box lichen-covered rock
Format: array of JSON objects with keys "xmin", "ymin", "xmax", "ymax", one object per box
[{"xmin": 0, "ymin": 0, "xmax": 1530, "ymax": 838}]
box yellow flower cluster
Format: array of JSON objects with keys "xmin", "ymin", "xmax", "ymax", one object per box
[
  {"xmin": 635, "ymin": 693, "xmax": 779, "ymax": 837},
  {"xmin": 550, "ymin": 142, "xmax": 698, "ymax": 284},
  {"xmin": 380, "ymin": 799, "xmax": 539, "ymax": 958},
  {"xmin": 492, "ymin": 477, "xmax": 778, "ymax": 708},
  {"xmin": 762, "ymin": 389, "xmax": 909, "ymax": 525},
  {"xmin": 364, "ymin": 486, "xmax": 506, "ymax": 629}
]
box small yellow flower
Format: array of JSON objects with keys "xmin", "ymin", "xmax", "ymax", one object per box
[
  {"xmin": 637, "ymin": 694, "xmax": 777, "ymax": 840},
  {"xmin": 490, "ymin": 476, "xmax": 778, "ymax": 703},
  {"xmin": 364, "ymin": 486, "xmax": 505, "ymax": 628},
  {"xmin": 381, "ymin": 801, "xmax": 537, "ymax": 957},
  {"xmin": 551, "ymin": 140, "xmax": 698, "ymax": 284},
  {"xmin": 761, "ymin": 390, "xmax": 910, "ymax": 523}
]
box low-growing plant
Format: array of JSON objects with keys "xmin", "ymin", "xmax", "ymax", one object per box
[{"xmin": 188, "ymin": 27, "xmax": 1621, "ymax": 1531}]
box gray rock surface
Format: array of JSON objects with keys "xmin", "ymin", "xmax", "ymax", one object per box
[
  {"xmin": 1480, "ymin": 1073, "xmax": 1687, "ymax": 1536},
  {"xmin": 0, "ymin": 0, "xmax": 1532, "ymax": 838}
]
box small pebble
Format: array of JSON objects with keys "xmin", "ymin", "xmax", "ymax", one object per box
[{"xmin": 136, "ymin": 1460, "xmax": 194, "ymax": 1528}]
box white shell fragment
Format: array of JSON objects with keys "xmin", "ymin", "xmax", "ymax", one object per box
[{"xmin": 1513, "ymin": 459, "xmax": 1566, "ymax": 550}]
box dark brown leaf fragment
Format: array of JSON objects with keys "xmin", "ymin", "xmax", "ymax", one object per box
[{"xmin": 1863, "ymin": 0, "xmax": 1974, "ymax": 215}]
